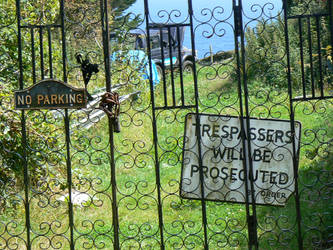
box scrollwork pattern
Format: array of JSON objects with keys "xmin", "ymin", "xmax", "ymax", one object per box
[{"xmin": 1, "ymin": 0, "xmax": 332, "ymax": 249}]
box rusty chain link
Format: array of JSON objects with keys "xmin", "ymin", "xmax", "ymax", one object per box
[{"xmin": 99, "ymin": 92, "xmax": 121, "ymax": 132}]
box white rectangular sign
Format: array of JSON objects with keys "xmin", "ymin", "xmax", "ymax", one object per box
[{"xmin": 180, "ymin": 114, "xmax": 301, "ymax": 206}]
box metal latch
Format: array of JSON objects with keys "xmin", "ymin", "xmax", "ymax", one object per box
[
  {"xmin": 99, "ymin": 92, "xmax": 121, "ymax": 133},
  {"xmin": 76, "ymin": 53, "xmax": 99, "ymax": 101}
]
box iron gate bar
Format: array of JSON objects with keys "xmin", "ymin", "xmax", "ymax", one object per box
[
  {"xmin": 143, "ymin": 1, "xmax": 166, "ymax": 249},
  {"xmin": 316, "ymin": 16, "xmax": 324, "ymax": 97},
  {"xmin": 149, "ymin": 22, "xmax": 193, "ymax": 109},
  {"xmin": 293, "ymin": 96, "xmax": 333, "ymax": 102},
  {"xmin": 64, "ymin": 108, "xmax": 75, "ymax": 250},
  {"xmin": 167, "ymin": 26, "xmax": 176, "ymax": 106},
  {"xmin": 232, "ymin": 0, "xmax": 250, "ymax": 222},
  {"xmin": 283, "ymin": 0, "xmax": 304, "ymax": 249},
  {"xmin": 15, "ymin": 0, "xmax": 31, "ymax": 248},
  {"xmin": 30, "ymin": 28, "xmax": 36, "ymax": 85},
  {"xmin": 60, "ymin": 0, "xmax": 67, "ymax": 86},
  {"xmin": 287, "ymin": 3, "xmax": 333, "ymax": 101},
  {"xmin": 39, "ymin": 27, "xmax": 44, "ymax": 79},
  {"xmin": 20, "ymin": 24, "xmax": 63, "ymax": 28},
  {"xmin": 59, "ymin": 0, "xmax": 76, "ymax": 248},
  {"xmin": 47, "ymin": 27, "xmax": 53, "ymax": 79},
  {"xmin": 187, "ymin": 0, "xmax": 209, "ymax": 248},
  {"xmin": 100, "ymin": 0, "xmax": 120, "ymax": 248},
  {"xmin": 328, "ymin": 1, "xmax": 333, "ymax": 68},
  {"xmin": 176, "ymin": 26, "xmax": 185, "ymax": 106},
  {"xmin": 158, "ymin": 28, "xmax": 168, "ymax": 106},
  {"xmin": 149, "ymin": 23, "xmax": 190, "ymax": 28},
  {"xmin": 154, "ymin": 105, "xmax": 196, "ymax": 110},
  {"xmin": 287, "ymin": 13, "xmax": 330, "ymax": 19},
  {"xmin": 307, "ymin": 17, "xmax": 315, "ymax": 97},
  {"xmin": 234, "ymin": 0, "xmax": 259, "ymax": 248},
  {"xmin": 149, "ymin": 22, "xmax": 192, "ymax": 109},
  {"xmin": 297, "ymin": 17, "xmax": 306, "ymax": 98}
]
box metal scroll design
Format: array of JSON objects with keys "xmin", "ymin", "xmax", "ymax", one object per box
[
  {"xmin": 1, "ymin": 0, "xmax": 332, "ymax": 249},
  {"xmin": 0, "ymin": 2, "xmax": 28, "ymax": 248}
]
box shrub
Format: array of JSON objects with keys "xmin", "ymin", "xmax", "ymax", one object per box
[{"xmin": 244, "ymin": 1, "xmax": 332, "ymax": 90}]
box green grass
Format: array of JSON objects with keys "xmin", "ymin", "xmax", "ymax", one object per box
[{"xmin": 1, "ymin": 63, "xmax": 332, "ymax": 249}]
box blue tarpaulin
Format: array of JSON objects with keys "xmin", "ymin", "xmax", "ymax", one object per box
[{"xmin": 111, "ymin": 50, "xmax": 160, "ymax": 86}]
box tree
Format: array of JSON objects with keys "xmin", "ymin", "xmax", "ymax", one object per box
[
  {"xmin": 0, "ymin": 0, "xmax": 140, "ymax": 209},
  {"xmin": 111, "ymin": 0, "xmax": 137, "ymax": 15}
]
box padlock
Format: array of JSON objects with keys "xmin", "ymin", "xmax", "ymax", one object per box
[{"xmin": 113, "ymin": 117, "xmax": 121, "ymax": 133}]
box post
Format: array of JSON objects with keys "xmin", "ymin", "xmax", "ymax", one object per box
[{"xmin": 210, "ymin": 44, "xmax": 213, "ymax": 64}]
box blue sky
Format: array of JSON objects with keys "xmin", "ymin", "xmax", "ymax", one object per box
[{"xmin": 126, "ymin": 0, "xmax": 283, "ymax": 58}]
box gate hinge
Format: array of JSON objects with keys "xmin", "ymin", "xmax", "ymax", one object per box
[
  {"xmin": 248, "ymin": 215, "xmax": 258, "ymax": 246},
  {"xmin": 234, "ymin": 5, "xmax": 243, "ymax": 37}
]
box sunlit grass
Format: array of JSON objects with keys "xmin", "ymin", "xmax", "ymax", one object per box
[{"xmin": 1, "ymin": 63, "xmax": 332, "ymax": 249}]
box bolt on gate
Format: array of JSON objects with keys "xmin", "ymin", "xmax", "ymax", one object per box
[{"xmin": 0, "ymin": 0, "xmax": 332, "ymax": 249}]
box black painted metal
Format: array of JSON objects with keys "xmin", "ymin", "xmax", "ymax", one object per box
[
  {"xmin": 15, "ymin": 1, "xmax": 31, "ymax": 249},
  {"xmin": 5, "ymin": 0, "xmax": 332, "ymax": 249},
  {"xmin": 236, "ymin": 0, "xmax": 259, "ymax": 248},
  {"xmin": 232, "ymin": 0, "xmax": 254, "ymax": 248},
  {"xmin": 186, "ymin": 1, "xmax": 210, "ymax": 248},
  {"xmin": 143, "ymin": 1, "xmax": 166, "ymax": 248},
  {"xmin": 284, "ymin": 0, "xmax": 333, "ymax": 249}
]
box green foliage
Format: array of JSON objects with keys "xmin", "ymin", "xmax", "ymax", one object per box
[
  {"xmin": 244, "ymin": 1, "xmax": 332, "ymax": 89},
  {"xmin": 0, "ymin": 0, "xmax": 140, "ymax": 212},
  {"xmin": 286, "ymin": 0, "xmax": 329, "ymax": 16},
  {"xmin": 0, "ymin": 0, "xmax": 65, "ymax": 209},
  {"xmin": 245, "ymin": 16, "xmax": 289, "ymax": 88},
  {"xmin": 111, "ymin": 0, "xmax": 137, "ymax": 14}
]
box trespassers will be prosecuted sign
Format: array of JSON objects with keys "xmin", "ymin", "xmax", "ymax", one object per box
[{"xmin": 180, "ymin": 114, "xmax": 301, "ymax": 206}]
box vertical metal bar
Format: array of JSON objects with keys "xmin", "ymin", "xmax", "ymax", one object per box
[
  {"xmin": 100, "ymin": 0, "xmax": 120, "ymax": 248},
  {"xmin": 238, "ymin": 0, "xmax": 258, "ymax": 248},
  {"xmin": 329, "ymin": 0, "xmax": 333, "ymax": 96},
  {"xmin": 60, "ymin": 0, "xmax": 67, "ymax": 83},
  {"xmin": 143, "ymin": 1, "xmax": 165, "ymax": 249},
  {"xmin": 187, "ymin": 0, "xmax": 209, "ymax": 249},
  {"xmin": 167, "ymin": 26, "xmax": 176, "ymax": 106},
  {"xmin": 315, "ymin": 16, "xmax": 324, "ymax": 97},
  {"xmin": 283, "ymin": 1, "xmax": 303, "ymax": 249},
  {"xmin": 21, "ymin": 111, "xmax": 31, "ymax": 249},
  {"xmin": 176, "ymin": 26, "xmax": 185, "ymax": 106},
  {"xmin": 298, "ymin": 17, "xmax": 306, "ymax": 98},
  {"xmin": 102, "ymin": 0, "xmax": 112, "ymax": 92},
  {"xmin": 16, "ymin": 1, "xmax": 24, "ymax": 90},
  {"xmin": 60, "ymin": 1, "xmax": 74, "ymax": 249},
  {"xmin": 16, "ymin": 1, "xmax": 31, "ymax": 248},
  {"xmin": 159, "ymin": 28, "xmax": 168, "ymax": 106},
  {"xmin": 64, "ymin": 109, "xmax": 74, "ymax": 250},
  {"xmin": 329, "ymin": 0, "xmax": 333, "ymax": 62},
  {"xmin": 30, "ymin": 28, "xmax": 36, "ymax": 85},
  {"xmin": 307, "ymin": 17, "xmax": 315, "ymax": 97},
  {"xmin": 39, "ymin": 27, "xmax": 44, "ymax": 79},
  {"xmin": 232, "ymin": 1, "xmax": 253, "ymax": 249},
  {"xmin": 47, "ymin": 27, "xmax": 53, "ymax": 78}
]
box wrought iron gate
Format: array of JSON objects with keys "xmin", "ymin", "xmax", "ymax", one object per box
[{"xmin": 0, "ymin": 0, "xmax": 332, "ymax": 249}]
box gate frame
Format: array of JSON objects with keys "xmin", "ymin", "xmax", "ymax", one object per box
[{"xmin": 13, "ymin": 0, "xmax": 333, "ymax": 249}]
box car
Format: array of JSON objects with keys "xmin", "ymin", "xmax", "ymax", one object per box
[
  {"xmin": 133, "ymin": 24, "xmax": 196, "ymax": 78},
  {"xmin": 110, "ymin": 32, "xmax": 160, "ymax": 86}
]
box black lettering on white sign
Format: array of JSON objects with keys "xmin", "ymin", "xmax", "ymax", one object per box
[{"xmin": 180, "ymin": 114, "xmax": 301, "ymax": 206}]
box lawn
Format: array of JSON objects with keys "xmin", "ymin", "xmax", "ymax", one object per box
[{"xmin": 0, "ymin": 62, "xmax": 332, "ymax": 249}]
